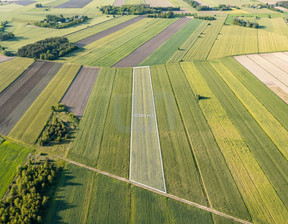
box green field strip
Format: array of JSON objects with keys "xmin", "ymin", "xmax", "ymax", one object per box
[
  {"xmin": 189, "ymin": 61, "xmax": 288, "ymax": 223},
  {"xmin": 66, "ymin": 16, "xmax": 137, "ymax": 43},
  {"xmin": 0, "ymin": 57, "xmax": 34, "ymax": 94},
  {"xmin": 168, "ymin": 21, "xmax": 208, "ymax": 62},
  {"xmin": 130, "ymin": 66, "xmax": 166, "ymax": 192},
  {"xmin": 182, "ymin": 16, "xmax": 226, "ymax": 61},
  {"xmin": 194, "ymin": 59, "xmax": 288, "ymax": 212},
  {"xmin": 91, "ymin": 19, "xmax": 177, "ymax": 67},
  {"xmin": 0, "ymin": 141, "xmax": 32, "ymax": 198},
  {"xmin": 150, "ymin": 64, "xmax": 207, "ymax": 204},
  {"xmin": 210, "ymin": 59, "xmax": 288, "ymax": 161},
  {"xmin": 96, "ymin": 68, "xmax": 132, "ymax": 178},
  {"xmin": 166, "ymin": 63, "xmax": 251, "ymax": 221},
  {"xmin": 63, "ymin": 18, "xmax": 162, "ymax": 65},
  {"xmin": 221, "ymin": 57, "xmax": 288, "ymax": 131},
  {"xmin": 207, "ymin": 25, "xmax": 258, "ymax": 60},
  {"xmin": 67, "ymin": 68, "xmax": 116, "ymax": 167},
  {"xmin": 140, "ymin": 19, "xmax": 203, "ymax": 66},
  {"xmin": 8, "ymin": 63, "xmax": 81, "ymax": 144},
  {"xmin": 167, "ymin": 0, "xmax": 198, "ymax": 13}
]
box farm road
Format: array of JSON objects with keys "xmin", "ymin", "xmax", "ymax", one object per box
[
  {"xmin": 75, "ymin": 16, "xmax": 145, "ymax": 47},
  {"xmin": 61, "ymin": 66, "xmax": 99, "ymax": 118},
  {"xmin": 0, "ymin": 61, "xmax": 62, "ymax": 135},
  {"xmin": 61, "ymin": 157, "xmax": 252, "ymax": 224},
  {"xmin": 113, "ymin": 17, "xmax": 191, "ymax": 67}
]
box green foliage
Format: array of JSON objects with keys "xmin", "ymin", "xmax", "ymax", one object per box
[
  {"xmin": 0, "ymin": 159, "xmax": 60, "ymax": 224},
  {"xmin": 146, "ymin": 11, "xmax": 174, "ymax": 18},
  {"xmin": 34, "ymin": 15, "xmax": 89, "ymax": 29},
  {"xmin": 233, "ymin": 17, "xmax": 259, "ymax": 28},
  {"xmin": 17, "ymin": 37, "xmax": 77, "ymax": 60},
  {"xmin": 35, "ymin": 3, "xmax": 42, "ymax": 8},
  {"xmin": 0, "ymin": 21, "xmax": 15, "ymax": 41}
]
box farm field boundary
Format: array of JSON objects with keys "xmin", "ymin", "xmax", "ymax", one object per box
[{"xmin": 130, "ymin": 66, "xmax": 166, "ymax": 192}]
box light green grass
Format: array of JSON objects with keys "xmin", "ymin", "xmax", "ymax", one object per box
[
  {"xmin": 8, "ymin": 63, "xmax": 81, "ymax": 144},
  {"xmin": 0, "ymin": 57, "xmax": 34, "ymax": 93},
  {"xmin": 197, "ymin": 57, "xmax": 288, "ymax": 215},
  {"xmin": 188, "ymin": 61, "xmax": 288, "ymax": 223},
  {"xmin": 0, "ymin": 141, "xmax": 32, "ymax": 198},
  {"xmin": 140, "ymin": 19, "xmax": 203, "ymax": 66}
]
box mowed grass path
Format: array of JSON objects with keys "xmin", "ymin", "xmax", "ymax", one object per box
[
  {"xmin": 0, "ymin": 141, "xmax": 32, "ymax": 198},
  {"xmin": 45, "ymin": 163, "xmax": 217, "ymax": 224},
  {"xmin": 9, "ymin": 64, "xmax": 81, "ymax": 144},
  {"xmin": 0, "ymin": 58, "xmax": 34, "ymax": 93}
]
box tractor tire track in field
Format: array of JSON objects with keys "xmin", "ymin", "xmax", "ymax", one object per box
[
  {"xmin": 60, "ymin": 157, "xmax": 252, "ymax": 224},
  {"xmin": 114, "ymin": 17, "xmax": 191, "ymax": 67},
  {"xmin": 75, "ymin": 16, "xmax": 145, "ymax": 47},
  {"xmin": 61, "ymin": 66, "xmax": 99, "ymax": 118},
  {"xmin": 0, "ymin": 61, "xmax": 62, "ymax": 136}
]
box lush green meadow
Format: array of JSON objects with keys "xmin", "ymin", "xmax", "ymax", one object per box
[
  {"xmin": 0, "ymin": 141, "xmax": 32, "ymax": 198},
  {"xmin": 0, "ymin": 58, "xmax": 34, "ymax": 93},
  {"xmin": 9, "ymin": 63, "xmax": 81, "ymax": 144}
]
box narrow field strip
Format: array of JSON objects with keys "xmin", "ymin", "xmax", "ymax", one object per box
[
  {"xmin": 196, "ymin": 59, "xmax": 288, "ymax": 214},
  {"xmin": 230, "ymin": 56, "xmax": 288, "ymax": 130},
  {"xmin": 140, "ymin": 19, "xmax": 203, "ymax": 66},
  {"xmin": 145, "ymin": 0, "xmax": 174, "ymax": 7},
  {"xmin": 114, "ymin": 18, "xmax": 191, "ymax": 67},
  {"xmin": 165, "ymin": 63, "xmax": 251, "ymax": 222},
  {"xmin": 61, "ymin": 66, "xmax": 99, "ymax": 118},
  {"xmin": 8, "ymin": 64, "xmax": 81, "ymax": 144},
  {"xmin": 130, "ymin": 66, "xmax": 166, "ymax": 192},
  {"xmin": 60, "ymin": 158, "xmax": 252, "ymax": 224},
  {"xmin": 0, "ymin": 57, "xmax": 34, "ymax": 94},
  {"xmin": 210, "ymin": 60, "xmax": 288, "ymax": 162},
  {"xmin": 0, "ymin": 61, "xmax": 62, "ymax": 136},
  {"xmin": 0, "ymin": 55, "xmax": 14, "ymax": 63},
  {"xmin": 75, "ymin": 16, "xmax": 145, "ymax": 47},
  {"xmin": 55, "ymin": 0, "xmax": 93, "ymax": 8},
  {"xmin": 113, "ymin": 0, "xmax": 124, "ymax": 6},
  {"xmin": 190, "ymin": 61, "xmax": 288, "ymax": 224}
]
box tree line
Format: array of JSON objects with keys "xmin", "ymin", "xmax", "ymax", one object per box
[
  {"xmin": 0, "ymin": 158, "xmax": 60, "ymax": 223},
  {"xmin": 17, "ymin": 37, "xmax": 77, "ymax": 60},
  {"xmin": 0, "ymin": 21, "xmax": 15, "ymax": 41},
  {"xmin": 183, "ymin": 0, "xmax": 232, "ymax": 11}
]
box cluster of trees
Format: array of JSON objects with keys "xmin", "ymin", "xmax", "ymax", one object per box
[
  {"xmin": 277, "ymin": 1, "xmax": 288, "ymax": 8},
  {"xmin": 34, "ymin": 15, "xmax": 89, "ymax": 29},
  {"xmin": 100, "ymin": 5, "xmax": 179, "ymax": 16},
  {"xmin": 0, "ymin": 159, "xmax": 60, "ymax": 223},
  {"xmin": 147, "ymin": 11, "xmax": 174, "ymax": 18},
  {"xmin": 233, "ymin": 17, "xmax": 259, "ymax": 28},
  {"xmin": 17, "ymin": 37, "xmax": 77, "ymax": 60},
  {"xmin": 194, "ymin": 15, "xmax": 215, "ymax": 20},
  {"xmin": 0, "ymin": 21, "xmax": 15, "ymax": 41},
  {"xmin": 35, "ymin": 3, "xmax": 42, "ymax": 8},
  {"xmin": 183, "ymin": 0, "xmax": 231, "ymax": 11}
]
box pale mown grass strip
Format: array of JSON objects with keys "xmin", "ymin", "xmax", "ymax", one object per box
[
  {"xmin": 150, "ymin": 64, "xmax": 207, "ymax": 205},
  {"xmin": 96, "ymin": 68, "xmax": 132, "ymax": 178},
  {"xmin": 0, "ymin": 58, "xmax": 34, "ymax": 93},
  {"xmin": 167, "ymin": 63, "xmax": 251, "ymax": 222},
  {"xmin": 0, "ymin": 141, "xmax": 32, "ymax": 198},
  {"xmin": 8, "ymin": 63, "xmax": 81, "ymax": 144},
  {"xmin": 188, "ymin": 61, "xmax": 288, "ymax": 224},
  {"xmin": 67, "ymin": 68, "xmax": 116, "ymax": 167},
  {"xmin": 168, "ymin": 21, "xmax": 208, "ymax": 62},
  {"xmin": 196, "ymin": 59, "xmax": 288, "ymax": 213}
]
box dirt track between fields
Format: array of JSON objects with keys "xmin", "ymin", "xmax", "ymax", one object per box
[
  {"xmin": 75, "ymin": 16, "xmax": 145, "ymax": 47},
  {"xmin": 113, "ymin": 17, "xmax": 191, "ymax": 67},
  {"xmin": 113, "ymin": 0, "xmax": 125, "ymax": 6},
  {"xmin": 61, "ymin": 157, "xmax": 252, "ymax": 224},
  {"xmin": 61, "ymin": 66, "xmax": 99, "ymax": 118},
  {"xmin": 0, "ymin": 61, "xmax": 62, "ymax": 136},
  {"xmin": 55, "ymin": 0, "xmax": 92, "ymax": 8}
]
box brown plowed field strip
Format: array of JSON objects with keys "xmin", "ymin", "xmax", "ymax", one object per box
[
  {"xmin": 113, "ymin": 0, "xmax": 124, "ymax": 6},
  {"xmin": 113, "ymin": 17, "xmax": 191, "ymax": 67},
  {"xmin": 145, "ymin": 0, "xmax": 174, "ymax": 7},
  {"xmin": 75, "ymin": 16, "xmax": 145, "ymax": 47},
  {"xmin": 55, "ymin": 0, "xmax": 92, "ymax": 8},
  {"xmin": 0, "ymin": 61, "xmax": 62, "ymax": 136},
  {"xmin": 0, "ymin": 56, "xmax": 14, "ymax": 63},
  {"xmin": 61, "ymin": 66, "xmax": 99, "ymax": 118}
]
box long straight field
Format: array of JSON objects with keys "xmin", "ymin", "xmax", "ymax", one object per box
[
  {"xmin": 0, "ymin": 141, "xmax": 32, "ymax": 198},
  {"xmin": 8, "ymin": 64, "xmax": 81, "ymax": 144}
]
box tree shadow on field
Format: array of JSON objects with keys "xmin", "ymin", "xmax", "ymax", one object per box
[
  {"xmin": 6, "ymin": 36, "xmax": 27, "ymax": 42},
  {"xmin": 199, "ymin": 96, "xmax": 211, "ymax": 100},
  {"xmin": 44, "ymin": 169, "xmax": 83, "ymax": 224}
]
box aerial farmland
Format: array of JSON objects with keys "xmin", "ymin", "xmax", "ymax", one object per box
[{"xmin": 0, "ymin": 0, "xmax": 288, "ymax": 223}]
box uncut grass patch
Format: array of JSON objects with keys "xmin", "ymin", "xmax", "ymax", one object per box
[
  {"xmin": 8, "ymin": 63, "xmax": 81, "ymax": 144},
  {"xmin": 0, "ymin": 57, "xmax": 34, "ymax": 93},
  {"xmin": 140, "ymin": 19, "xmax": 203, "ymax": 66},
  {"xmin": 0, "ymin": 141, "xmax": 32, "ymax": 198}
]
